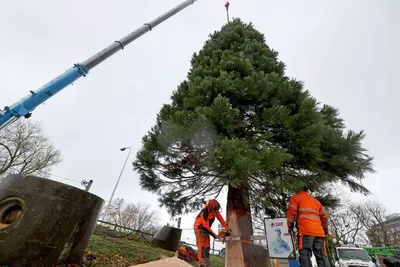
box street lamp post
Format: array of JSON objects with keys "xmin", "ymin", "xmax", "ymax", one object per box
[{"xmin": 101, "ymin": 146, "xmax": 132, "ymax": 221}]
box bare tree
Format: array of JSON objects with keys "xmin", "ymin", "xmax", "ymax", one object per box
[
  {"xmin": 329, "ymin": 207, "xmax": 364, "ymax": 245},
  {"xmin": 0, "ymin": 120, "xmax": 62, "ymax": 180},
  {"xmin": 326, "ymin": 200, "xmax": 400, "ymax": 247},
  {"xmin": 350, "ymin": 200, "xmax": 400, "ymax": 246},
  {"xmin": 103, "ymin": 198, "xmax": 161, "ymax": 234}
]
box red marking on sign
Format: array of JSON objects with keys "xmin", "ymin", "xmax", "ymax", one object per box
[{"xmin": 271, "ymin": 222, "xmax": 284, "ymax": 227}]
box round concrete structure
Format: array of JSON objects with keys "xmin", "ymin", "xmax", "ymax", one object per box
[
  {"xmin": 151, "ymin": 225, "xmax": 182, "ymax": 252},
  {"xmin": 0, "ymin": 174, "xmax": 104, "ymax": 266}
]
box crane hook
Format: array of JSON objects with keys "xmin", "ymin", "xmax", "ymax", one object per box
[{"xmin": 225, "ymin": 2, "xmax": 230, "ymax": 23}]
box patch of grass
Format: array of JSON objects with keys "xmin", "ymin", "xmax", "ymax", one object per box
[
  {"xmin": 85, "ymin": 234, "xmax": 174, "ymax": 265},
  {"xmin": 210, "ymin": 255, "xmax": 225, "ymax": 267},
  {"xmin": 86, "ymin": 234, "xmax": 225, "ymax": 266}
]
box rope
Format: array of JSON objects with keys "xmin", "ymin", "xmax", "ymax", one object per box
[
  {"xmin": 50, "ymin": 174, "xmax": 82, "ymax": 184},
  {"xmin": 94, "ymin": 221, "xmax": 154, "ymax": 243}
]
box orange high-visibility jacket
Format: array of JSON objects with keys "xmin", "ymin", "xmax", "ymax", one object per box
[
  {"xmin": 287, "ymin": 191, "xmax": 328, "ymax": 237},
  {"xmin": 194, "ymin": 204, "xmax": 229, "ymax": 238}
]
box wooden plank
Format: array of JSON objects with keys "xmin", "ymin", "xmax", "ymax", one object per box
[{"xmin": 131, "ymin": 257, "xmax": 193, "ymax": 267}]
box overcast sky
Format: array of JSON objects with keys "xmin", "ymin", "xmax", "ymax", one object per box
[{"xmin": 1, "ymin": 0, "xmax": 398, "ymax": 248}]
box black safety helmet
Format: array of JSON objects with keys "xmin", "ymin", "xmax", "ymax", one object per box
[{"xmin": 297, "ymin": 185, "xmax": 309, "ymax": 193}]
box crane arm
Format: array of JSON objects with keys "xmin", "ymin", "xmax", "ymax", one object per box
[
  {"xmin": 364, "ymin": 246, "xmax": 400, "ymax": 257},
  {"xmin": 0, "ymin": 0, "xmax": 198, "ymax": 130}
]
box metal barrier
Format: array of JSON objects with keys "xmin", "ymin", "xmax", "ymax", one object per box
[{"xmin": 95, "ymin": 220, "xmax": 221, "ymax": 255}]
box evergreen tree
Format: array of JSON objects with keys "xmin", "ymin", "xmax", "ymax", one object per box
[{"xmin": 133, "ymin": 19, "xmax": 373, "ymax": 265}]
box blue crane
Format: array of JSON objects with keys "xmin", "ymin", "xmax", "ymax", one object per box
[{"xmin": 0, "ymin": 0, "xmax": 199, "ymax": 130}]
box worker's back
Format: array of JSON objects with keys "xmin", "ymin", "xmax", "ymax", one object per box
[
  {"xmin": 291, "ymin": 191, "xmax": 326, "ymax": 237},
  {"xmin": 288, "ymin": 190, "xmax": 330, "ymax": 267}
]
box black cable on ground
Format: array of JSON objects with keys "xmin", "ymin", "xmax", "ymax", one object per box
[{"xmin": 139, "ymin": 232, "xmax": 153, "ymax": 243}]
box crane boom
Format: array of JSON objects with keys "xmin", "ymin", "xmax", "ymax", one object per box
[
  {"xmin": 0, "ymin": 0, "xmax": 199, "ymax": 130},
  {"xmin": 364, "ymin": 246, "xmax": 400, "ymax": 257}
]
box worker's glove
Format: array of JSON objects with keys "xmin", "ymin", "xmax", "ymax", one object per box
[
  {"xmin": 225, "ymin": 228, "xmax": 232, "ymax": 236},
  {"xmin": 217, "ymin": 229, "xmax": 230, "ymax": 240},
  {"xmin": 218, "ymin": 230, "xmax": 228, "ymax": 239},
  {"xmin": 288, "ymin": 222, "xmax": 295, "ymax": 233}
]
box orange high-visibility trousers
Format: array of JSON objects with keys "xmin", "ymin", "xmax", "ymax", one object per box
[{"xmin": 194, "ymin": 229, "xmax": 211, "ymax": 266}]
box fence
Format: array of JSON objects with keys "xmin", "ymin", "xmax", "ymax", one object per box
[
  {"xmin": 95, "ymin": 220, "xmax": 222, "ymax": 255},
  {"xmin": 179, "ymin": 240, "xmax": 221, "ymax": 255},
  {"xmin": 97, "ymin": 220, "xmax": 154, "ymax": 236}
]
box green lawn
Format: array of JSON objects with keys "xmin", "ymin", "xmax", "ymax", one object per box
[{"xmin": 85, "ymin": 234, "xmax": 224, "ymax": 266}]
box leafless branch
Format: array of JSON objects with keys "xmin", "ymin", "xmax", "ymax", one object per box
[
  {"xmin": 0, "ymin": 120, "xmax": 62, "ymax": 180},
  {"xmin": 102, "ymin": 198, "xmax": 161, "ymax": 234}
]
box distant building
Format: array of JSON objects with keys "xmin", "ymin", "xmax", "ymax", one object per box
[
  {"xmin": 367, "ymin": 214, "xmax": 400, "ymax": 246},
  {"xmin": 384, "ymin": 214, "xmax": 400, "ymax": 239}
]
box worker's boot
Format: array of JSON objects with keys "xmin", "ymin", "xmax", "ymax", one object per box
[
  {"xmin": 199, "ymin": 261, "xmax": 212, "ymax": 267},
  {"xmin": 203, "ymin": 258, "xmax": 212, "ymax": 267}
]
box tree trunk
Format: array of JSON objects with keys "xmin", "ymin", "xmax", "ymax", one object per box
[{"xmin": 225, "ymin": 183, "xmax": 257, "ymax": 267}]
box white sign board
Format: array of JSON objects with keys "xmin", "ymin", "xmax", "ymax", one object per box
[{"xmin": 264, "ymin": 217, "xmax": 296, "ymax": 259}]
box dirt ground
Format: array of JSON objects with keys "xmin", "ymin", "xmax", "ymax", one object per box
[{"xmin": 132, "ymin": 257, "xmax": 194, "ymax": 267}]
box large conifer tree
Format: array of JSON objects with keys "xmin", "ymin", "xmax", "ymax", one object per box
[{"xmin": 134, "ymin": 19, "xmax": 373, "ymax": 265}]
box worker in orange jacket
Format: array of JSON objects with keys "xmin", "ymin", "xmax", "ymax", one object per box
[
  {"xmin": 287, "ymin": 186, "xmax": 330, "ymax": 267},
  {"xmin": 194, "ymin": 199, "xmax": 230, "ymax": 267}
]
